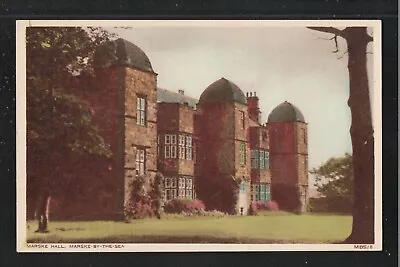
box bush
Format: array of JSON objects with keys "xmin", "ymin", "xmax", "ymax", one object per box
[
  {"xmin": 124, "ymin": 175, "xmax": 155, "ymax": 220},
  {"xmin": 164, "ymin": 199, "xmax": 206, "ymax": 214},
  {"xmin": 125, "ymin": 201, "xmax": 154, "ymax": 219},
  {"xmin": 255, "ymin": 201, "xmax": 280, "ymax": 211},
  {"xmin": 248, "ymin": 202, "xmax": 258, "ymax": 215},
  {"xmin": 198, "ymin": 209, "xmax": 227, "ymax": 218},
  {"xmin": 308, "ymin": 197, "xmax": 352, "ymax": 214}
]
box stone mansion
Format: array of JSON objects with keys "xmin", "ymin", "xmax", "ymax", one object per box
[{"xmin": 30, "ymin": 38, "xmax": 309, "ymax": 219}]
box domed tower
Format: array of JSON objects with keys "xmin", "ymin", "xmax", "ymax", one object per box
[
  {"xmin": 267, "ymin": 101, "xmax": 308, "ymax": 213},
  {"xmin": 92, "ymin": 38, "xmax": 158, "ymax": 218},
  {"xmin": 195, "ymin": 78, "xmax": 251, "ymax": 215}
]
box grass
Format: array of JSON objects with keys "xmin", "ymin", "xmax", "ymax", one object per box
[{"xmin": 27, "ymin": 212, "xmax": 352, "ymax": 244}]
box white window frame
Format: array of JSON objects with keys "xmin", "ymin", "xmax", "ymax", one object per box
[
  {"xmin": 135, "ymin": 148, "xmax": 146, "ymax": 175},
  {"xmin": 136, "ymin": 96, "xmax": 146, "ymax": 126}
]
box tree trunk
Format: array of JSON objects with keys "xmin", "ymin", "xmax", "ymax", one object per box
[
  {"xmin": 344, "ymin": 27, "xmax": 375, "ymax": 244},
  {"xmin": 35, "ymin": 189, "xmax": 51, "ymax": 233}
]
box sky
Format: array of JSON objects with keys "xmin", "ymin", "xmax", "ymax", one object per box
[{"xmin": 108, "ymin": 25, "xmax": 375, "ymax": 187}]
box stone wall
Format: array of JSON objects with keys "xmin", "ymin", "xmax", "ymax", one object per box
[{"xmin": 123, "ymin": 67, "xmax": 158, "ymax": 206}]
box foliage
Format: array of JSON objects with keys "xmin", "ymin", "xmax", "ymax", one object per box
[
  {"xmin": 249, "ymin": 202, "xmax": 258, "ymax": 216},
  {"xmin": 308, "ymin": 197, "xmax": 352, "ymax": 214},
  {"xmin": 124, "ymin": 175, "xmax": 154, "ymax": 219},
  {"xmin": 149, "ymin": 173, "xmax": 165, "ymax": 218},
  {"xmin": 255, "ymin": 201, "xmax": 280, "ymax": 211},
  {"xmin": 27, "ymin": 27, "xmax": 115, "ymax": 191},
  {"xmin": 162, "ymin": 210, "xmax": 227, "ymax": 220},
  {"xmin": 164, "ymin": 199, "xmax": 206, "ymax": 214},
  {"xmin": 271, "ymin": 184, "xmax": 301, "ymax": 212},
  {"xmin": 309, "ymin": 153, "xmax": 353, "ymax": 213}
]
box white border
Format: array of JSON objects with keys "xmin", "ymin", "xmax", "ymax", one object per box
[{"xmin": 16, "ymin": 20, "xmax": 382, "ymax": 252}]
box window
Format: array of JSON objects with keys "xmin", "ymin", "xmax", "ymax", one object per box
[
  {"xmin": 165, "ymin": 135, "xmax": 171, "ymax": 145},
  {"xmin": 136, "ymin": 96, "xmax": 146, "ymax": 126},
  {"xmin": 135, "ymin": 148, "xmax": 145, "ymax": 175},
  {"xmin": 165, "ymin": 189, "xmax": 177, "ymax": 200},
  {"xmin": 186, "ymin": 189, "xmax": 193, "ymax": 199},
  {"xmin": 259, "ymin": 150, "xmax": 265, "ymax": 169},
  {"xmin": 165, "ymin": 178, "xmax": 171, "ymax": 188},
  {"xmin": 165, "ymin": 177, "xmax": 178, "ymax": 200},
  {"xmin": 164, "ymin": 134, "xmax": 177, "ymax": 158},
  {"xmin": 265, "ymin": 151, "xmax": 270, "ymax": 169},
  {"xmin": 186, "ymin": 136, "xmax": 192, "ymax": 160},
  {"xmin": 185, "ymin": 178, "xmax": 192, "ymax": 188},
  {"xmin": 171, "ymin": 145, "xmax": 177, "ymax": 158},
  {"xmin": 265, "ymin": 184, "xmax": 271, "ymax": 201},
  {"xmin": 252, "ymin": 183, "xmax": 271, "ymax": 201},
  {"xmin": 171, "ymin": 134, "xmax": 177, "ymax": 145},
  {"xmin": 178, "ymin": 177, "xmax": 185, "ymax": 188},
  {"xmin": 239, "ymin": 142, "xmax": 246, "ymax": 165},
  {"xmin": 240, "ymin": 181, "xmax": 246, "ymax": 194},
  {"xmin": 239, "ymin": 111, "xmax": 245, "ymax": 129},
  {"xmin": 179, "ymin": 135, "xmax": 186, "ymax": 159},
  {"xmin": 251, "ymin": 150, "xmax": 259, "ymax": 169},
  {"xmin": 170, "ymin": 177, "xmax": 177, "ymax": 188},
  {"xmin": 178, "ymin": 189, "xmax": 185, "ymax": 198}
]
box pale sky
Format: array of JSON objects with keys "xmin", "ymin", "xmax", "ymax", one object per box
[{"xmin": 108, "ymin": 25, "xmax": 375, "ymax": 187}]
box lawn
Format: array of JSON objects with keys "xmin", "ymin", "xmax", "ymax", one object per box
[{"xmin": 27, "ymin": 212, "xmax": 352, "ymax": 244}]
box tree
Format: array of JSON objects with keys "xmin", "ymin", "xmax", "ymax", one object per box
[
  {"xmin": 308, "ymin": 27, "xmax": 374, "ymax": 243},
  {"xmin": 26, "ymin": 27, "xmax": 115, "ymax": 232},
  {"xmin": 309, "ymin": 154, "xmax": 353, "ymax": 213}
]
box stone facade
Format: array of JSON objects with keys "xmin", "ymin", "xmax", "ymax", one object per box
[
  {"xmin": 268, "ymin": 118, "xmax": 309, "ymax": 212},
  {"xmin": 31, "ymin": 38, "xmax": 309, "ymax": 219},
  {"xmin": 123, "ymin": 67, "xmax": 158, "ymax": 211},
  {"xmin": 157, "ymin": 100, "xmax": 196, "ymax": 201}
]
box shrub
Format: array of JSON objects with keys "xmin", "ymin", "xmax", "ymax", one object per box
[
  {"xmin": 198, "ymin": 209, "xmax": 227, "ymax": 218},
  {"xmin": 164, "ymin": 199, "xmax": 206, "ymax": 214},
  {"xmin": 124, "ymin": 175, "xmax": 154, "ymax": 220},
  {"xmin": 125, "ymin": 201, "xmax": 154, "ymax": 219},
  {"xmin": 248, "ymin": 202, "xmax": 258, "ymax": 216},
  {"xmin": 255, "ymin": 201, "xmax": 280, "ymax": 211}
]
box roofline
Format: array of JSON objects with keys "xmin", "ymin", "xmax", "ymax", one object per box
[{"xmin": 266, "ymin": 121, "xmax": 308, "ymax": 125}]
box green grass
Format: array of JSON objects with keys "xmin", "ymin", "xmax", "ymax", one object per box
[{"xmin": 27, "ymin": 212, "xmax": 352, "ymax": 244}]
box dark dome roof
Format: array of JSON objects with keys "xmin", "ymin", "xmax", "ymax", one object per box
[
  {"xmin": 94, "ymin": 38, "xmax": 154, "ymax": 73},
  {"xmin": 198, "ymin": 78, "xmax": 247, "ymax": 106},
  {"xmin": 267, "ymin": 101, "xmax": 305, "ymax": 123}
]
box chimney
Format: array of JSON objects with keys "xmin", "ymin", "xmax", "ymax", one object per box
[
  {"xmin": 246, "ymin": 91, "xmax": 260, "ymax": 123},
  {"xmin": 178, "ymin": 89, "xmax": 184, "ymax": 95}
]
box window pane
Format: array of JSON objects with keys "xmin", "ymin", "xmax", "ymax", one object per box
[
  {"xmin": 140, "ymin": 98, "xmax": 145, "ymax": 109},
  {"xmin": 186, "ymin": 147, "xmax": 192, "ymax": 160},
  {"xmin": 171, "ymin": 178, "xmax": 177, "ymax": 188},
  {"xmin": 136, "ymin": 149, "xmax": 140, "ymax": 161},
  {"xmin": 140, "ymin": 150, "xmax": 145, "ymax": 161},
  {"xmin": 171, "ymin": 135, "xmax": 176, "ymax": 144},
  {"xmin": 136, "ymin": 97, "xmax": 141, "ymax": 109},
  {"xmin": 139, "ymin": 162, "xmax": 144, "ymax": 175},
  {"xmin": 171, "ymin": 145, "xmax": 176, "ymax": 158},
  {"xmin": 265, "ymin": 151, "xmax": 270, "ymax": 169},
  {"xmin": 186, "ymin": 178, "xmax": 192, "ymax": 188},
  {"xmin": 165, "ymin": 135, "xmax": 170, "ymax": 144}
]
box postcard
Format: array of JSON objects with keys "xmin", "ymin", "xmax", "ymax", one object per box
[{"xmin": 16, "ymin": 19, "xmax": 382, "ymax": 252}]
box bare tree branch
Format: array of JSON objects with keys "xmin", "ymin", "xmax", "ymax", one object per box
[
  {"xmin": 307, "ymin": 26, "xmax": 373, "ymax": 42},
  {"xmin": 307, "ymin": 27, "xmax": 346, "ymax": 38},
  {"xmin": 337, "ymin": 51, "xmax": 349, "ymax": 59},
  {"xmin": 314, "ymin": 36, "xmax": 336, "ymax": 41}
]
